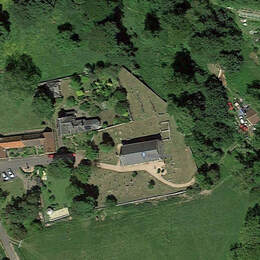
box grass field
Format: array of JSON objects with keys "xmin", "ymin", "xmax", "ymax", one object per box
[
  {"xmin": 0, "ymin": 177, "xmax": 24, "ymax": 208},
  {"xmin": 89, "ymin": 168, "xmax": 178, "ymax": 206},
  {"xmin": 17, "ymin": 178, "xmax": 249, "ymax": 260},
  {"xmin": 0, "ymin": 91, "xmax": 42, "ymax": 134},
  {"xmin": 41, "ymin": 174, "xmax": 71, "ymax": 217}
]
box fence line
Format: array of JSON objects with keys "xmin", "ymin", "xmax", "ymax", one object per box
[{"xmin": 96, "ymin": 190, "xmax": 186, "ymax": 210}]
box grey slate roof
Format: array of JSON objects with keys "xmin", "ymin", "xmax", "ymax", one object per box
[
  {"xmin": 120, "ymin": 139, "xmax": 162, "ymax": 166},
  {"xmin": 39, "ymin": 80, "xmax": 63, "ymax": 98},
  {"xmin": 57, "ymin": 110, "xmax": 101, "ymax": 136}
]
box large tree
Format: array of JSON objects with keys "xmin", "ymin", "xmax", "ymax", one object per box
[{"xmin": 2, "ymin": 53, "xmax": 41, "ymax": 95}]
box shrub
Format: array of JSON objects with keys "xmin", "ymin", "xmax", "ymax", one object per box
[
  {"xmin": 132, "ymin": 171, "xmax": 138, "ymax": 177},
  {"xmin": 115, "ymin": 101, "xmax": 129, "ymax": 116},
  {"xmin": 79, "ymin": 101, "xmax": 91, "ymax": 111},
  {"xmin": 148, "ymin": 179, "xmax": 155, "ymax": 189},
  {"xmin": 66, "ymin": 96, "xmax": 78, "ymax": 108},
  {"xmin": 99, "ymin": 143, "xmax": 114, "ymax": 153},
  {"xmin": 105, "ymin": 194, "xmax": 117, "ymax": 206},
  {"xmin": 112, "ymin": 88, "xmax": 127, "ymax": 101}
]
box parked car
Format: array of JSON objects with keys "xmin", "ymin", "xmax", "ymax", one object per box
[
  {"xmin": 2, "ymin": 172, "xmax": 9, "ymax": 181},
  {"xmin": 240, "ymin": 125, "xmax": 248, "ymax": 132},
  {"xmin": 6, "ymin": 168, "xmax": 15, "ymax": 178},
  {"xmin": 227, "ymin": 102, "xmax": 234, "ymax": 110},
  {"xmin": 240, "ymin": 119, "xmax": 245, "ymax": 124}
]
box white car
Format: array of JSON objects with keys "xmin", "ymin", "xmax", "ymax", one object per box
[
  {"xmin": 2, "ymin": 172, "xmax": 9, "ymax": 181},
  {"xmin": 6, "ymin": 168, "xmax": 15, "ymax": 178}
]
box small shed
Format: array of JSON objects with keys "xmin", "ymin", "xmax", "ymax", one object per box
[{"xmin": 48, "ymin": 207, "xmax": 70, "ymax": 222}]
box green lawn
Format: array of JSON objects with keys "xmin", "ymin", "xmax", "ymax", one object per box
[
  {"xmin": 0, "ymin": 91, "xmax": 42, "ymax": 134},
  {"xmin": 42, "ymin": 174, "xmax": 71, "ymax": 215},
  {"xmin": 18, "ymin": 179, "xmax": 249, "ymax": 260},
  {"xmin": 0, "ymin": 177, "xmax": 24, "ymax": 208}
]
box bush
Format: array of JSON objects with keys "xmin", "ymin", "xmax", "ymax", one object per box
[
  {"xmin": 113, "ymin": 116, "xmax": 130, "ymax": 125},
  {"xmin": 112, "ymin": 88, "xmax": 127, "ymax": 101},
  {"xmin": 148, "ymin": 179, "xmax": 155, "ymax": 189},
  {"xmin": 70, "ymin": 73, "xmax": 82, "ymax": 91},
  {"xmin": 99, "ymin": 143, "xmax": 114, "ymax": 153},
  {"xmin": 89, "ymin": 104, "xmax": 101, "ymax": 116},
  {"xmin": 33, "ymin": 92, "xmax": 54, "ymax": 119},
  {"xmin": 47, "ymin": 159, "xmax": 72, "ymax": 179},
  {"xmin": 79, "ymin": 101, "xmax": 91, "ymax": 111},
  {"xmin": 105, "ymin": 194, "xmax": 117, "ymax": 206},
  {"xmin": 71, "ymin": 198, "xmax": 95, "ymax": 216},
  {"xmin": 132, "ymin": 171, "xmax": 138, "ymax": 177},
  {"xmin": 66, "ymin": 96, "xmax": 78, "ymax": 108},
  {"xmin": 115, "ymin": 101, "xmax": 129, "ymax": 116}
]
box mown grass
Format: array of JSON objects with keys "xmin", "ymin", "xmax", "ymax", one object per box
[
  {"xmin": 18, "ymin": 179, "xmax": 249, "ymax": 260},
  {"xmin": 0, "ymin": 177, "xmax": 24, "ymax": 208},
  {"xmin": 41, "ymin": 174, "xmax": 71, "ymax": 214},
  {"xmin": 0, "ymin": 91, "xmax": 42, "ymax": 134}
]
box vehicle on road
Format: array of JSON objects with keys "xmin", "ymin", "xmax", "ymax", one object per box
[
  {"xmin": 6, "ymin": 168, "xmax": 15, "ymax": 178},
  {"xmin": 2, "ymin": 172, "xmax": 9, "ymax": 181}
]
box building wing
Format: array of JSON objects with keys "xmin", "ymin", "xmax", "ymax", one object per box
[{"xmin": 120, "ymin": 139, "xmax": 163, "ymax": 165}]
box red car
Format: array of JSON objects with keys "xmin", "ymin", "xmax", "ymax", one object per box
[
  {"xmin": 239, "ymin": 125, "xmax": 248, "ymax": 132},
  {"xmin": 227, "ymin": 102, "xmax": 234, "ymax": 110}
]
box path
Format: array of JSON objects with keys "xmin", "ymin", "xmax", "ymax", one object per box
[
  {"xmin": 97, "ymin": 161, "xmax": 195, "ymax": 188},
  {"xmin": 0, "ymin": 223, "xmax": 19, "ymax": 260}
]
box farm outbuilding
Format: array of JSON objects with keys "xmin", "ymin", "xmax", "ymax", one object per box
[{"xmin": 120, "ymin": 139, "xmax": 163, "ymax": 166}]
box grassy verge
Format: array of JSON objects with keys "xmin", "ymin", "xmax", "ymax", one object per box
[{"xmin": 18, "ymin": 178, "xmax": 249, "ymax": 260}]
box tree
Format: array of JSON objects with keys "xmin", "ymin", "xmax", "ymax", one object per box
[
  {"xmin": 65, "ymin": 184, "xmax": 84, "ymax": 200},
  {"xmin": 112, "ymin": 88, "xmax": 127, "ymax": 101},
  {"xmin": 115, "ymin": 101, "xmax": 129, "ymax": 116},
  {"xmin": 148, "ymin": 179, "xmax": 155, "ymax": 189},
  {"xmin": 84, "ymin": 143, "xmax": 99, "ymax": 161},
  {"xmin": 105, "ymin": 194, "xmax": 117, "ymax": 206},
  {"xmin": 145, "ymin": 12, "xmax": 161, "ymax": 34},
  {"xmin": 47, "ymin": 159, "xmax": 72, "ymax": 179},
  {"xmin": 71, "ymin": 197, "xmax": 96, "ymax": 216},
  {"xmin": 66, "ymin": 96, "xmax": 78, "ymax": 108},
  {"xmin": 72, "ymin": 163, "xmax": 92, "ymax": 183},
  {"xmin": 99, "ymin": 132, "xmax": 114, "ymax": 153},
  {"xmin": 0, "ymin": 4, "xmax": 10, "ymax": 41},
  {"xmin": 79, "ymin": 101, "xmax": 91, "ymax": 111},
  {"xmin": 1, "ymin": 186, "xmax": 41, "ymax": 239},
  {"xmin": 247, "ymin": 80, "xmax": 260, "ymax": 101},
  {"xmin": 0, "ymin": 188, "xmax": 9, "ymax": 204},
  {"xmin": 230, "ymin": 204, "xmax": 260, "ymax": 260},
  {"xmin": 70, "ymin": 73, "xmax": 82, "ymax": 91},
  {"xmin": 3, "ymin": 53, "xmax": 41, "ymax": 95},
  {"xmin": 33, "ymin": 92, "xmax": 54, "ymax": 119}
]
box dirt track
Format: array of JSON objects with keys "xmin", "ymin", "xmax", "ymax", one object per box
[{"xmin": 97, "ymin": 161, "xmax": 195, "ymax": 188}]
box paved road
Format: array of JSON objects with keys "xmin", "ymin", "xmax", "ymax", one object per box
[
  {"xmin": 0, "ymin": 223, "xmax": 19, "ymax": 260},
  {"xmin": 0, "ymin": 155, "xmax": 52, "ymax": 172}
]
